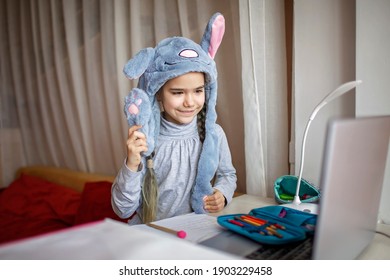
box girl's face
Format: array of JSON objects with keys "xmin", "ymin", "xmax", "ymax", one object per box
[{"xmin": 158, "ymin": 72, "xmax": 205, "ymax": 125}]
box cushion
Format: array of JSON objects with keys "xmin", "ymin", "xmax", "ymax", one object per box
[
  {"xmin": 0, "ymin": 174, "xmax": 81, "ymax": 244},
  {"xmin": 74, "ymin": 181, "xmax": 127, "ymax": 225}
]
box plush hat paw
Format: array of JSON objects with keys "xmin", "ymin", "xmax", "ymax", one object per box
[{"xmin": 124, "ymin": 88, "xmax": 155, "ymax": 156}]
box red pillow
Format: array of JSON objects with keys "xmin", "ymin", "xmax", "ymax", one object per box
[
  {"xmin": 0, "ymin": 174, "xmax": 81, "ymax": 244},
  {"xmin": 74, "ymin": 181, "xmax": 127, "ymax": 225}
]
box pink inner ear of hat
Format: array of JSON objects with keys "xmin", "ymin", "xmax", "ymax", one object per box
[
  {"xmin": 208, "ymin": 15, "xmax": 225, "ymax": 59},
  {"xmin": 179, "ymin": 49, "xmax": 198, "ymax": 58}
]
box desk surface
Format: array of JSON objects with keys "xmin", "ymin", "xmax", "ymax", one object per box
[{"xmin": 0, "ymin": 194, "xmax": 389, "ymax": 259}]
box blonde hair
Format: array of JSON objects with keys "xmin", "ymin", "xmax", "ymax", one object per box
[{"xmin": 141, "ymin": 152, "xmax": 158, "ymax": 223}]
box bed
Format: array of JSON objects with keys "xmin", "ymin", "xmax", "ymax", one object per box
[{"xmin": 0, "ymin": 166, "xmax": 127, "ymax": 245}]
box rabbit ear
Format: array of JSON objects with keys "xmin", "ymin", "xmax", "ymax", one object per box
[
  {"xmin": 123, "ymin": 47, "xmax": 155, "ymax": 79},
  {"xmin": 200, "ymin": 13, "xmax": 225, "ymax": 59}
]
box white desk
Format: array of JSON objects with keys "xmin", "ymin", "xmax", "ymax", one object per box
[
  {"xmin": 358, "ymin": 222, "xmax": 390, "ymax": 259},
  {"xmin": 0, "ymin": 194, "xmax": 389, "ymax": 259}
]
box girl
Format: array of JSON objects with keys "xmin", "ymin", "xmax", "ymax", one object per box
[{"xmin": 111, "ymin": 13, "xmax": 237, "ymax": 224}]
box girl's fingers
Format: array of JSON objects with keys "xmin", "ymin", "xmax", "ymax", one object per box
[
  {"xmin": 128, "ymin": 126, "xmax": 139, "ymax": 138},
  {"xmin": 203, "ymin": 190, "xmax": 225, "ymax": 212},
  {"xmin": 128, "ymin": 126, "xmax": 146, "ymax": 142},
  {"xmin": 125, "ymin": 125, "xmax": 149, "ymax": 171}
]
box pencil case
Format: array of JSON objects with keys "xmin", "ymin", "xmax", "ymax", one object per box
[
  {"xmin": 274, "ymin": 175, "xmax": 320, "ymax": 204},
  {"xmin": 217, "ymin": 205, "xmax": 317, "ymax": 245}
]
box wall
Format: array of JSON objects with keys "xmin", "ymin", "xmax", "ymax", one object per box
[
  {"xmin": 293, "ymin": 0, "xmax": 389, "ymax": 224},
  {"xmin": 292, "ymin": 0, "xmax": 356, "ymax": 185},
  {"xmin": 356, "ymin": 0, "xmax": 390, "ymax": 224}
]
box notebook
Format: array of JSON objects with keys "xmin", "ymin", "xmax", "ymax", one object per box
[{"xmin": 200, "ymin": 115, "xmax": 390, "ymax": 260}]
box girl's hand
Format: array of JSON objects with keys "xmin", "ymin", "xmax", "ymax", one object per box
[
  {"xmin": 126, "ymin": 125, "xmax": 148, "ymax": 171},
  {"xmin": 203, "ymin": 189, "xmax": 226, "ymax": 213}
]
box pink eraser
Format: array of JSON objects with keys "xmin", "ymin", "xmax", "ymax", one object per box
[{"xmin": 177, "ymin": 230, "xmax": 187, "ymax": 239}]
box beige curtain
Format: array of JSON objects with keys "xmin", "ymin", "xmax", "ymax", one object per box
[
  {"xmin": 239, "ymin": 0, "xmax": 289, "ymax": 197},
  {"xmin": 0, "ymin": 0, "xmax": 247, "ymax": 191},
  {"xmin": 0, "ymin": 0, "xmax": 288, "ymax": 198}
]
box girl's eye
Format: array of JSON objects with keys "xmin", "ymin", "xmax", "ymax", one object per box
[
  {"xmin": 171, "ymin": 91, "xmax": 183, "ymax": 95},
  {"xmin": 196, "ymin": 88, "xmax": 204, "ymax": 94}
]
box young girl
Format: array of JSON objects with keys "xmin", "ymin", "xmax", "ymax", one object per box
[{"xmin": 111, "ymin": 13, "xmax": 237, "ymax": 224}]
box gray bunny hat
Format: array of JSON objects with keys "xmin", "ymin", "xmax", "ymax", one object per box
[{"xmin": 123, "ymin": 13, "xmax": 225, "ymax": 214}]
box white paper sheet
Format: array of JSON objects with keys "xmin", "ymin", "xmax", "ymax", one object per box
[{"xmin": 133, "ymin": 213, "xmax": 226, "ymax": 243}]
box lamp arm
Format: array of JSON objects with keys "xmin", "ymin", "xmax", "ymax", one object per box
[
  {"xmin": 293, "ymin": 80, "xmax": 361, "ymax": 205},
  {"xmin": 294, "ymin": 101, "xmax": 326, "ymax": 203},
  {"xmin": 293, "ymin": 117, "xmax": 313, "ymax": 205},
  {"xmin": 284, "ymin": 80, "xmax": 361, "ymax": 213}
]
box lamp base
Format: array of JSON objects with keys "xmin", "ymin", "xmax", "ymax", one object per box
[{"xmin": 281, "ymin": 202, "xmax": 319, "ymax": 215}]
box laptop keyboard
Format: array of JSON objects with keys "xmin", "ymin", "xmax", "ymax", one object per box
[{"xmin": 245, "ymin": 236, "xmax": 314, "ymax": 260}]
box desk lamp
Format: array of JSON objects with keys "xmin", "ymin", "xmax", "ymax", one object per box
[{"xmin": 282, "ymin": 80, "xmax": 363, "ymax": 214}]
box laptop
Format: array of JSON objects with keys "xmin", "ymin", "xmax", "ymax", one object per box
[{"xmin": 200, "ymin": 115, "xmax": 390, "ymax": 260}]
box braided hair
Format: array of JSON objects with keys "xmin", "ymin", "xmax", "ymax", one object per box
[{"xmin": 197, "ymin": 105, "xmax": 206, "ymax": 143}]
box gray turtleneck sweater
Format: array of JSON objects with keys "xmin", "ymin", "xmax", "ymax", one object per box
[{"xmin": 111, "ymin": 116, "xmax": 237, "ymax": 224}]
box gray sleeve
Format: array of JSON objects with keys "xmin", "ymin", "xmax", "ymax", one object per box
[
  {"xmin": 213, "ymin": 125, "xmax": 237, "ymax": 205},
  {"xmin": 111, "ymin": 159, "xmax": 144, "ymax": 219}
]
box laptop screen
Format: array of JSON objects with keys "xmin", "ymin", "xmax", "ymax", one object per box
[{"xmin": 312, "ymin": 116, "xmax": 390, "ymax": 259}]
